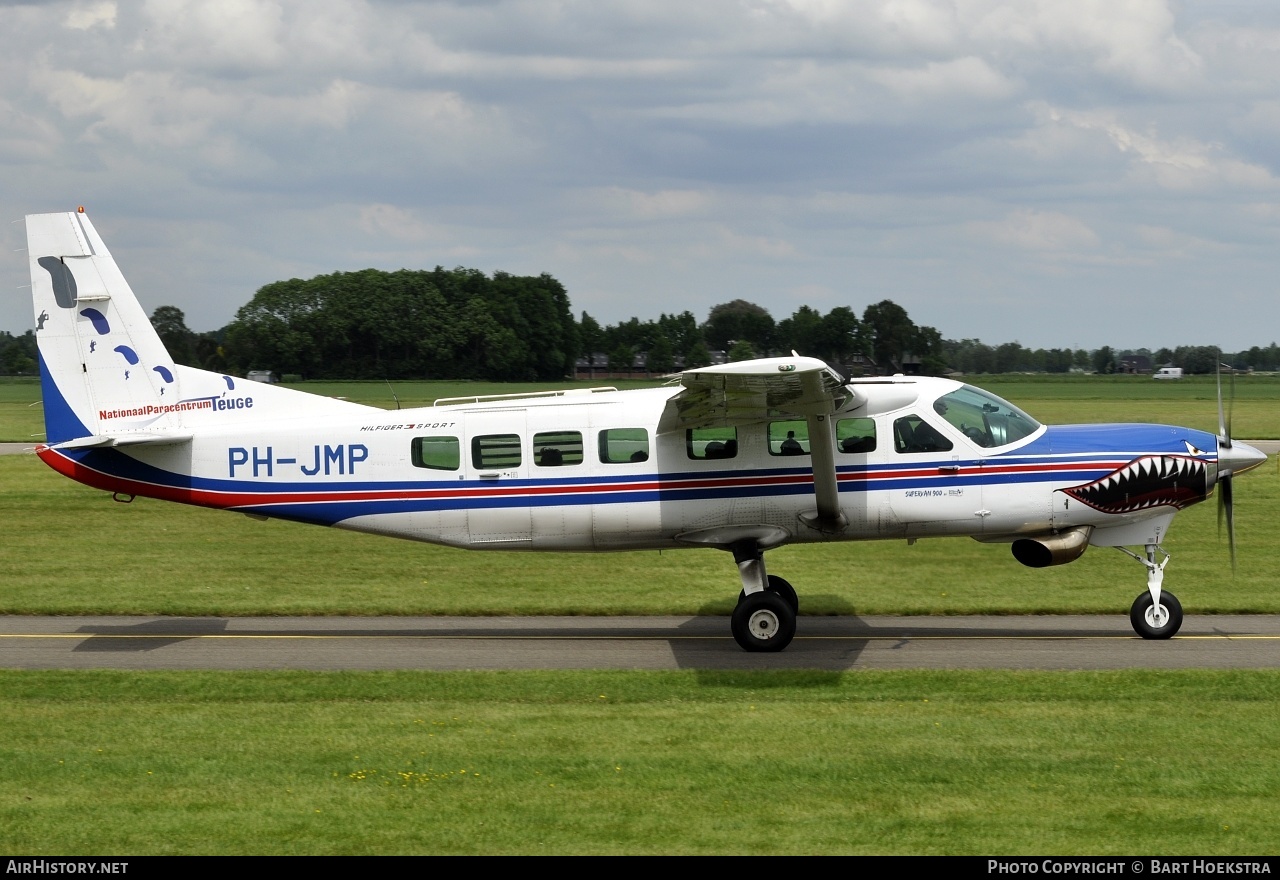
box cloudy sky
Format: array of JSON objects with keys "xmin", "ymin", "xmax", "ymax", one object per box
[{"xmin": 4, "ymin": 0, "xmax": 1280, "ymax": 353}]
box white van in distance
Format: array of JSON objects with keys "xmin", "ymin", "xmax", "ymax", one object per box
[{"xmin": 1153, "ymin": 367, "xmax": 1183, "ymax": 380}]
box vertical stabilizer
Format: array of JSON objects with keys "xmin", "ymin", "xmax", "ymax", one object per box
[{"xmin": 27, "ymin": 210, "xmax": 180, "ymax": 444}]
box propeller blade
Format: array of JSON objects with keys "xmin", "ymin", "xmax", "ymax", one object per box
[
  {"xmin": 1219, "ymin": 474, "xmax": 1236, "ymax": 571},
  {"xmin": 1217, "ymin": 359, "xmax": 1232, "ymax": 449},
  {"xmin": 1229, "ymin": 363, "xmax": 1236, "ymax": 441},
  {"xmin": 1217, "ymin": 355, "xmax": 1242, "ymax": 570}
]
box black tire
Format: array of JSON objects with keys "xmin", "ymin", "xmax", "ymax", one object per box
[
  {"xmin": 731, "ymin": 590, "xmax": 796, "ymax": 652},
  {"xmin": 738, "ymin": 575, "xmax": 800, "ymax": 614},
  {"xmin": 1130, "ymin": 590, "xmax": 1183, "ymax": 640}
]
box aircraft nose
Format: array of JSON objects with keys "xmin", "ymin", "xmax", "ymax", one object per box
[{"xmin": 1219, "ymin": 439, "xmax": 1268, "ymax": 478}]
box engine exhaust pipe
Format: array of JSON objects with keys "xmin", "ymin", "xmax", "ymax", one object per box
[{"xmin": 1011, "ymin": 526, "xmax": 1093, "ymax": 569}]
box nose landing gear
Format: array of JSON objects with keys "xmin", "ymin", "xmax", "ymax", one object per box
[{"xmin": 1118, "ymin": 543, "xmax": 1183, "ymax": 639}]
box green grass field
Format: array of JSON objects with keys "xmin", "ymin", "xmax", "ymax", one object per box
[
  {"xmin": 3, "ymin": 669, "xmax": 1279, "ymax": 855},
  {"xmin": 3, "ymin": 373, "xmax": 1279, "ymax": 854}
]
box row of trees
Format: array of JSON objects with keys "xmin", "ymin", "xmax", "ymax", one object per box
[
  {"xmin": 4, "ymin": 264, "xmax": 1280, "ymax": 377},
  {"xmin": 140, "ymin": 270, "xmax": 952, "ymax": 380},
  {"xmin": 942, "ymin": 340, "xmax": 1280, "ymax": 375},
  {"xmin": 218, "ymin": 268, "xmax": 578, "ymax": 381},
  {"xmin": 578, "ymin": 299, "xmax": 946, "ymax": 376}
]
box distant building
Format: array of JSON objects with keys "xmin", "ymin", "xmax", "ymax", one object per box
[{"xmin": 1118, "ymin": 354, "xmax": 1153, "ymax": 374}]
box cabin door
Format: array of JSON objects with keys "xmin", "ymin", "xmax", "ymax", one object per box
[{"xmin": 462, "ymin": 409, "xmax": 532, "ymax": 546}]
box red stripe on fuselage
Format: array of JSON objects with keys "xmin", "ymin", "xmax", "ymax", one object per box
[{"xmin": 37, "ymin": 445, "xmax": 1143, "ymax": 514}]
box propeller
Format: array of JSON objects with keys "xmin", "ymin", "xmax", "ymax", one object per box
[
  {"xmin": 1213, "ymin": 360, "xmax": 1268, "ymax": 570},
  {"xmin": 1216, "ymin": 359, "xmax": 1236, "ymax": 568},
  {"xmin": 1214, "ymin": 357, "xmax": 1268, "ymax": 570}
]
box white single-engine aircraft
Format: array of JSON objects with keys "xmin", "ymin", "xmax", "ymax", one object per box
[{"xmin": 23, "ymin": 209, "xmax": 1269, "ymax": 651}]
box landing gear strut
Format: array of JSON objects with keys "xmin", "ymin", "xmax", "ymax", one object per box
[
  {"xmin": 729, "ymin": 541, "xmax": 797, "ymax": 652},
  {"xmin": 1118, "ymin": 543, "xmax": 1183, "ymax": 639}
]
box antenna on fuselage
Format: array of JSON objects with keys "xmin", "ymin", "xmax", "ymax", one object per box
[{"xmin": 385, "ymin": 378, "xmax": 401, "ymax": 410}]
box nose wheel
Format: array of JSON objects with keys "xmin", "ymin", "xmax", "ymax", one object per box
[
  {"xmin": 1118, "ymin": 542, "xmax": 1183, "ymax": 639},
  {"xmin": 1130, "ymin": 590, "xmax": 1183, "ymax": 640}
]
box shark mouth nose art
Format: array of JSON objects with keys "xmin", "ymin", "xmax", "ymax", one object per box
[{"xmin": 1062, "ymin": 455, "xmax": 1209, "ymax": 514}]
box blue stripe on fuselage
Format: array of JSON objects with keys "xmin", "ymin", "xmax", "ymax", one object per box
[{"xmin": 55, "ymin": 422, "xmax": 1218, "ymax": 527}]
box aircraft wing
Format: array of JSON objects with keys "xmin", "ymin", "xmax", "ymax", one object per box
[
  {"xmin": 659, "ymin": 355, "xmax": 852, "ymax": 529},
  {"xmin": 657, "ymin": 355, "xmax": 850, "ymax": 433}
]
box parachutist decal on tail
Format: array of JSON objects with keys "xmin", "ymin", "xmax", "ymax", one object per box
[{"xmin": 23, "ymin": 209, "xmax": 1270, "ymax": 652}]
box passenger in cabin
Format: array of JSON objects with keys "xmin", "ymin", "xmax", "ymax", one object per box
[
  {"xmin": 539, "ymin": 447, "xmax": 563, "ymax": 466},
  {"xmin": 704, "ymin": 441, "xmax": 726, "ymax": 458},
  {"xmin": 780, "ymin": 431, "xmax": 804, "ymax": 455},
  {"xmin": 630, "ymin": 450, "xmax": 648, "ymax": 462}
]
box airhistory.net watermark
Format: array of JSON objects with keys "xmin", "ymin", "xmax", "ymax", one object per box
[{"xmin": 6, "ymin": 862, "xmax": 128, "ymax": 874}]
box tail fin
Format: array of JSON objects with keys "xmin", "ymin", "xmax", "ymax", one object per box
[
  {"xmin": 27, "ymin": 210, "xmax": 182, "ymax": 444},
  {"xmin": 27, "ymin": 210, "xmax": 374, "ymax": 448}
]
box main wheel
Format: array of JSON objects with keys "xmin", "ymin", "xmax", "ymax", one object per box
[
  {"xmin": 1130, "ymin": 590, "xmax": 1183, "ymax": 640},
  {"xmin": 738, "ymin": 575, "xmax": 799, "ymax": 614},
  {"xmin": 731, "ymin": 590, "xmax": 796, "ymax": 652}
]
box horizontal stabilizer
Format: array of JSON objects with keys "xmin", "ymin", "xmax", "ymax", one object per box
[{"xmin": 51, "ymin": 431, "xmax": 193, "ymax": 450}]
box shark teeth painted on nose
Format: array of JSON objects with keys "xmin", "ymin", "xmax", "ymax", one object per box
[{"xmin": 1061, "ymin": 455, "xmax": 1209, "ymax": 514}]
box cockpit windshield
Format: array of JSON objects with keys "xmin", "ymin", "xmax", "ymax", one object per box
[{"xmin": 931, "ymin": 384, "xmax": 1041, "ymax": 449}]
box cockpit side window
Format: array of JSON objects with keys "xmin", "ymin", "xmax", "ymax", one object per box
[
  {"xmin": 893, "ymin": 414, "xmax": 953, "ymax": 454},
  {"xmin": 932, "ymin": 385, "xmax": 1041, "ymax": 448}
]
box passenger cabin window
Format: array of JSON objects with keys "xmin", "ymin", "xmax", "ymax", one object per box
[
  {"xmin": 836, "ymin": 418, "xmax": 876, "ymax": 453},
  {"xmin": 534, "ymin": 430, "xmax": 583, "ymax": 467},
  {"xmin": 769, "ymin": 420, "xmax": 809, "ymax": 456},
  {"xmin": 893, "ymin": 414, "xmax": 953, "ymax": 454},
  {"xmin": 599, "ymin": 428, "xmax": 650, "ymax": 464},
  {"xmin": 411, "ymin": 435, "xmax": 460, "ymax": 471},
  {"xmin": 687, "ymin": 427, "xmax": 738, "ymax": 460},
  {"xmin": 472, "ymin": 433, "xmax": 522, "ymax": 470}
]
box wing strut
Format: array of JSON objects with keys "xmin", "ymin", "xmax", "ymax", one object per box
[
  {"xmin": 657, "ymin": 355, "xmax": 853, "ymax": 535},
  {"xmin": 800, "ymin": 365, "xmax": 846, "ymax": 532}
]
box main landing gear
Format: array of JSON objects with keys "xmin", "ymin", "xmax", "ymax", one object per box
[
  {"xmin": 1118, "ymin": 543, "xmax": 1183, "ymax": 639},
  {"xmin": 729, "ymin": 541, "xmax": 798, "ymax": 652}
]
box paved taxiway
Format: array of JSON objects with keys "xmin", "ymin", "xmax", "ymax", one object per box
[{"xmin": 3, "ymin": 615, "xmax": 1280, "ymax": 671}]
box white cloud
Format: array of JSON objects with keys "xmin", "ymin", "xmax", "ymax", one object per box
[
  {"xmin": 965, "ymin": 209, "xmax": 1100, "ymax": 252},
  {"xmin": 1045, "ymin": 105, "xmax": 1280, "ymax": 192},
  {"xmin": 66, "ymin": 1, "xmax": 117, "ymax": 31},
  {"xmin": 135, "ymin": 0, "xmax": 287, "ymax": 74},
  {"xmin": 3, "ymin": 0, "xmax": 1280, "ymax": 353},
  {"xmin": 578, "ymin": 187, "xmax": 712, "ymax": 220}
]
